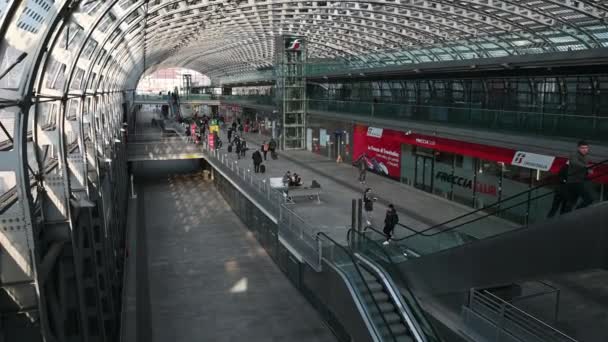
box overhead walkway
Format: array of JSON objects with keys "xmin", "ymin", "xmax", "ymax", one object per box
[
  {"xmin": 219, "ymin": 97, "xmax": 608, "ymax": 159},
  {"xmin": 134, "ymin": 94, "xmax": 220, "ymax": 106}
]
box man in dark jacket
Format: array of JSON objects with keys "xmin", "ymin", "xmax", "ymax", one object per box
[
  {"xmin": 252, "ymin": 149, "xmax": 263, "ymax": 173},
  {"xmin": 235, "ymin": 138, "xmax": 242, "ymax": 159},
  {"xmin": 382, "ymin": 204, "xmax": 399, "ymax": 245},
  {"xmin": 547, "ymin": 162, "xmax": 570, "ymax": 218},
  {"xmin": 564, "ymin": 140, "xmax": 594, "ymax": 212}
]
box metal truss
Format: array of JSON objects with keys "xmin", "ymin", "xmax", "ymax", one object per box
[{"xmin": 0, "ymin": 0, "xmax": 607, "ymax": 340}]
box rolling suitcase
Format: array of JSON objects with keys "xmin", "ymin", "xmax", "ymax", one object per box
[{"xmin": 260, "ymin": 164, "xmax": 266, "ymax": 173}]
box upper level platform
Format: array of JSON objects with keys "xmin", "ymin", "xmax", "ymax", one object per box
[{"xmin": 220, "ymin": 96, "xmax": 608, "ymax": 161}]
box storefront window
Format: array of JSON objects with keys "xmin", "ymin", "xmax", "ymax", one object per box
[
  {"xmin": 433, "ymin": 152, "xmax": 454, "ymax": 199},
  {"xmin": 400, "ymin": 144, "xmax": 415, "ymax": 186},
  {"xmin": 474, "ymin": 159, "xmax": 502, "ymax": 209},
  {"xmin": 452, "ymin": 155, "xmax": 476, "ymax": 207}
]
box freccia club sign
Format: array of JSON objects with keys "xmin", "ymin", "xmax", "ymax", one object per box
[{"xmin": 435, "ymin": 171, "xmax": 497, "ymax": 196}]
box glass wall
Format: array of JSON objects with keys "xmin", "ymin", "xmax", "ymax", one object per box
[{"xmin": 396, "ymin": 143, "xmax": 608, "ymax": 225}]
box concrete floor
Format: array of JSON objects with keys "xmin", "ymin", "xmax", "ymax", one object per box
[{"xmin": 134, "ymin": 171, "xmax": 335, "ymax": 342}]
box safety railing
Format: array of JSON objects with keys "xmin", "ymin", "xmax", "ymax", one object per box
[
  {"xmin": 221, "ymin": 95, "xmax": 276, "ymax": 106},
  {"xmin": 208, "ymin": 95, "xmax": 607, "ymax": 140},
  {"xmin": 134, "ymin": 94, "xmax": 170, "ymax": 101},
  {"xmin": 308, "ymin": 99, "xmax": 608, "ymax": 140},
  {"xmin": 464, "ymin": 289, "xmax": 577, "ymax": 342},
  {"xmin": 364, "ymin": 160, "xmax": 608, "ymax": 257}
]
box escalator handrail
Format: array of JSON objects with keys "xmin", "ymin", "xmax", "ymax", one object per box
[
  {"xmin": 316, "ymin": 232, "xmax": 398, "ymax": 342},
  {"xmin": 392, "ymin": 159, "xmax": 608, "ymax": 238},
  {"xmin": 347, "ymin": 229, "xmax": 441, "ymax": 342}
]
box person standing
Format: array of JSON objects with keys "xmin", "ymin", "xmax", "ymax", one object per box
[
  {"xmin": 262, "ymin": 141, "xmax": 269, "ymax": 160},
  {"xmin": 363, "ymin": 188, "xmax": 376, "ymax": 227},
  {"xmin": 252, "ymin": 149, "xmax": 263, "ymax": 173},
  {"xmin": 358, "ymin": 154, "xmax": 368, "ymax": 184},
  {"xmin": 547, "ymin": 162, "xmax": 570, "ymax": 218},
  {"xmin": 382, "ymin": 204, "xmax": 399, "ymax": 245},
  {"xmin": 564, "ymin": 140, "xmax": 594, "ymax": 212}
]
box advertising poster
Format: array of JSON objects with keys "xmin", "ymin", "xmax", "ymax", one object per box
[{"xmin": 353, "ymin": 125, "xmax": 402, "ymax": 179}]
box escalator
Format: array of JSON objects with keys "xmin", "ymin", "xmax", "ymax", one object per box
[
  {"xmin": 358, "ymin": 160, "xmax": 608, "ymax": 293},
  {"xmin": 317, "ymin": 233, "xmax": 439, "ymax": 342}
]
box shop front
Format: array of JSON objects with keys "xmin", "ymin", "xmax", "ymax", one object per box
[{"xmin": 353, "ymin": 124, "xmax": 607, "ymax": 224}]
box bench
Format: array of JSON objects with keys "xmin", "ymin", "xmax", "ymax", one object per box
[
  {"xmin": 286, "ymin": 186, "xmax": 322, "ymax": 204},
  {"xmin": 268, "ymin": 177, "xmax": 322, "ymax": 204}
]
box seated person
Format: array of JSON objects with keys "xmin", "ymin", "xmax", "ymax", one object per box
[
  {"xmin": 290, "ymin": 173, "xmax": 302, "ymax": 186},
  {"xmin": 282, "ymin": 171, "xmax": 292, "ymax": 186}
]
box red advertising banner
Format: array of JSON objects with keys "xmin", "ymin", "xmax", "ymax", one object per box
[
  {"xmin": 353, "ymin": 125, "xmax": 402, "ymax": 179},
  {"xmin": 354, "ymin": 124, "xmax": 608, "ymax": 184}
]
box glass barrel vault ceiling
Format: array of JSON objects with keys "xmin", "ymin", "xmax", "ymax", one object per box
[{"xmin": 2, "ymin": 0, "xmax": 608, "ymax": 94}]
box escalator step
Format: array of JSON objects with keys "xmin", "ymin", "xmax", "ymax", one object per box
[
  {"xmin": 358, "ymin": 281, "xmax": 383, "ymax": 292},
  {"xmin": 372, "ymin": 312, "xmax": 401, "ymax": 325},
  {"xmin": 380, "ymin": 325, "xmax": 411, "ymax": 340},
  {"xmin": 363, "ymin": 291, "xmax": 389, "ymax": 303},
  {"xmin": 368, "ymin": 301, "xmax": 395, "ymax": 313}
]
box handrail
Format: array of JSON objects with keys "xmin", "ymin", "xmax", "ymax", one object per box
[
  {"xmin": 317, "ymin": 232, "xmax": 398, "ymax": 342},
  {"xmin": 308, "ymin": 99, "xmax": 605, "ymax": 120},
  {"xmin": 347, "ymin": 229, "xmax": 441, "ymax": 342},
  {"xmin": 476, "ymin": 290, "xmax": 577, "ymax": 342},
  {"xmin": 390, "ymin": 159, "xmax": 608, "ymax": 240}
]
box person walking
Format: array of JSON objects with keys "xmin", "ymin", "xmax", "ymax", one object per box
[
  {"xmin": 262, "ymin": 141, "xmax": 269, "ymax": 160},
  {"xmin": 564, "ymin": 140, "xmax": 594, "ymax": 212},
  {"xmin": 235, "ymin": 138, "xmax": 242, "ymax": 159},
  {"xmin": 252, "ymin": 149, "xmax": 263, "ymax": 173},
  {"xmin": 547, "ymin": 162, "xmax": 570, "ymax": 218},
  {"xmin": 363, "ymin": 188, "xmax": 376, "ymax": 227},
  {"xmin": 269, "ymin": 138, "xmax": 277, "ymax": 159},
  {"xmin": 358, "ymin": 154, "xmax": 368, "ymax": 184},
  {"xmin": 240, "ymin": 139, "xmax": 247, "ymax": 157},
  {"xmin": 382, "ymin": 204, "xmax": 399, "ymax": 245},
  {"xmin": 227, "ymin": 127, "xmax": 233, "ymax": 143}
]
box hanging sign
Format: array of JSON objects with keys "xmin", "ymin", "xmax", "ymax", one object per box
[{"xmin": 511, "ymin": 151, "xmax": 555, "ymax": 171}]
